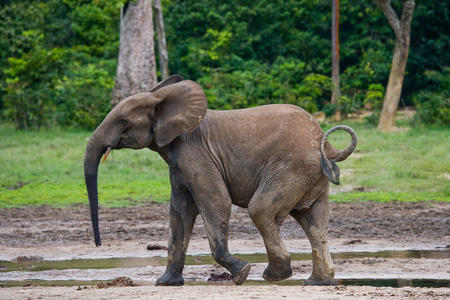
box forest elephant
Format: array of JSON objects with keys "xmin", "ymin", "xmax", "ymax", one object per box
[{"xmin": 84, "ymin": 75, "xmax": 357, "ymax": 286}]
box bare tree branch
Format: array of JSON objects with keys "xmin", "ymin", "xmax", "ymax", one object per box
[
  {"xmin": 374, "ymin": 0, "xmax": 402, "ymax": 39},
  {"xmin": 374, "ymin": 0, "xmax": 415, "ymax": 46},
  {"xmin": 400, "ymin": 0, "xmax": 415, "ymax": 41}
]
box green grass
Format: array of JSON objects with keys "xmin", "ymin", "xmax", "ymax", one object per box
[
  {"xmin": 323, "ymin": 120, "xmax": 450, "ymax": 202},
  {"xmin": 0, "ymin": 121, "xmax": 449, "ymax": 208},
  {"xmin": 0, "ymin": 124, "xmax": 170, "ymax": 208}
]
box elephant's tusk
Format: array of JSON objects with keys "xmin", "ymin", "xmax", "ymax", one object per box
[{"xmin": 101, "ymin": 147, "xmax": 112, "ymax": 163}]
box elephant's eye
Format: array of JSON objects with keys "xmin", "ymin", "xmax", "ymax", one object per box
[{"xmin": 118, "ymin": 118, "xmax": 128, "ymax": 127}]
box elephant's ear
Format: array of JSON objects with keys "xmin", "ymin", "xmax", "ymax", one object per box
[
  {"xmin": 150, "ymin": 74, "xmax": 184, "ymax": 93},
  {"xmin": 152, "ymin": 80, "xmax": 207, "ymax": 147}
]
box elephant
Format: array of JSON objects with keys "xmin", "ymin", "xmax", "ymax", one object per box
[{"xmin": 84, "ymin": 74, "xmax": 357, "ymax": 286}]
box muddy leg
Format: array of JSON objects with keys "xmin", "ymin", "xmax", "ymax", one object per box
[
  {"xmin": 248, "ymin": 191, "xmax": 294, "ymax": 281},
  {"xmin": 290, "ymin": 192, "xmax": 336, "ymax": 286},
  {"xmin": 156, "ymin": 186, "xmax": 198, "ymax": 286},
  {"xmin": 199, "ymin": 203, "xmax": 251, "ymax": 285},
  {"xmin": 195, "ymin": 185, "xmax": 251, "ymax": 285}
]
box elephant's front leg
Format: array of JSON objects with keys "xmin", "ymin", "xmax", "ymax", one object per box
[{"xmin": 156, "ymin": 185, "xmax": 198, "ymax": 286}]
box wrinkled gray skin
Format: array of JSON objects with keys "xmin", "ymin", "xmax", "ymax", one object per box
[{"xmin": 84, "ymin": 75, "xmax": 357, "ymax": 286}]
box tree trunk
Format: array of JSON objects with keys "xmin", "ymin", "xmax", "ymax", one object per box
[
  {"xmin": 111, "ymin": 0, "xmax": 157, "ymax": 107},
  {"xmin": 153, "ymin": 0, "xmax": 169, "ymax": 80},
  {"xmin": 377, "ymin": 38, "xmax": 410, "ymax": 132},
  {"xmin": 375, "ymin": 0, "xmax": 415, "ymax": 132},
  {"xmin": 331, "ymin": 0, "xmax": 341, "ymax": 105}
]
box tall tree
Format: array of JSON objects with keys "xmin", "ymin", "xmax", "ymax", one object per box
[
  {"xmin": 374, "ymin": 0, "xmax": 415, "ymax": 132},
  {"xmin": 153, "ymin": 0, "xmax": 169, "ymax": 80},
  {"xmin": 111, "ymin": 0, "xmax": 157, "ymax": 107},
  {"xmin": 331, "ymin": 0, "xmax": 341, "ymax": 105}
]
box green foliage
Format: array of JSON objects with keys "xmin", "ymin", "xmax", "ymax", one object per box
[
  {"xmin": 2, "ymin": 34, "xmax": 113, "ymax": 130},
  {"xmin": 340, "ymin": 47, "xmax": 390, "ymax": 113},
  {"xmin": 364, "ymin": 84, "xmax": 384, "ymax": 107},
  {"xmin": 165, "ymin": 0, "xmax": 448, "ymax": 116},
  {"xmin": 0, "ymin": 2, "xmax": 45, "ymax": 60},
  {"xmin": 198, "ymin": 60, "xmax": 268, "ymax": 109},
  {"xmin": 3, "ymin": 32, "xmax": 67, "ymax": 130},
  {"xmin": 0, "ymin": 0, "xmax": 120, "ymax": 130},
  {"xmin": 198, "ymin": 57, "xmax": 330, "ymax": 112},
  {"xmin": 405, "ymin": 0, "xmax": 450, "ymax": 102},
  {"xmin": 0, "ymin": 0, "xmax": 449, "ymax": 129},
  {"xmin": 412, "ymin": 68, "xmax": 450, "ymax": 126},
  {"xmin": 296, "ymin": 73, "xmax": 331, "ymax": 112},
  {"xmin": 182, "ymin": 28, "xmax": 233, "ymax": 75},
  {"xmin": 166, "ymin": 0, "xmax": 331, "ymax": 74},
  {"xmin": 363, "ymin": 83, "xmax": 384, "ymax": 124},
  {"xmin": 414, "ymin": 93, "xmax": 450, "ymax": 126},
  {"xmin": 55, "ymin": 59, "xmax": 115, "ymax": 129},
  {"xmin": 62, "ymin": 0, "xmax": 122, "ymax": 57},
  {"xmin": 322, "ymin": 103, "xmax": 337, "ymax": 117},
  {"xmin": 337, "ymin": 95, "xmax": 353, "ymax": 118}
]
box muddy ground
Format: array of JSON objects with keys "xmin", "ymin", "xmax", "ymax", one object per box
[{"xmin": 1, "ymin": 201, "xmax": 449, "ymax": 299}]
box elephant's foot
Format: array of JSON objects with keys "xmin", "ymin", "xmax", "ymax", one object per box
[
  {"xmin": 303, "ymin": 276, "xmax": 336, "ymax": 286},
  {"xmin": 155, "ymin": 272, "xmax": 184, "ymax": 286},
  {"xmin": 303, "ymin": 249, "xmax": 336, "ymax": 286},
  {"xmin": 263, "ymin": 265, "xmax": 293, "ymax": 281},
  {"xmin": 231, "ymin": 262, "xmax": 252, "ymax": 285}
]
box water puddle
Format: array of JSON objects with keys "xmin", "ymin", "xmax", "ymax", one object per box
[
  {"xmin": 0, "ymin": 257, "xmax": 166, "ymax": 273},
  {"xmin": 1, "ymin": 250, "xmax": 448, "ymax": 288},
  {"xmin": 337, "ymin": 278, "xmax": 450, "ymax": 288},
  {"xmin": 1, "ymin": 279, "xmax": 449, "ymax": 289},
  {"xmin": 1, "ymin": 280, "xmax": 103, "ymax": 288},
  {"xmin": 190, "ymin": 279, "xmax": 450, "ymax": 288},
  {"xmin": 1, "ymin": 249, "xmax": 448, "ymax": 273}
]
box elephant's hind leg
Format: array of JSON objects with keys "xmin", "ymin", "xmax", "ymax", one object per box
[{"xmin": 290, "ymin": 190, "xmax": 336, "ymax": 286}]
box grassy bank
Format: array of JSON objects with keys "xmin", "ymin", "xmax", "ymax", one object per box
[
  {"xmin": 0, "ymin": 124, "xmax": 170, "ymax": 208},
  {"xmin": 324, "ymin": 121, "xmax": 450, "ymax": 202},
  {"xmin": 0, "ymin": 121, "xmax": 449, "ymax": 208}
]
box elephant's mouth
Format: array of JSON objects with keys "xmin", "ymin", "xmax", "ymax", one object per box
[{"xmin": 101, "ymin": 146, "xmax": 112, "ymax": 163}]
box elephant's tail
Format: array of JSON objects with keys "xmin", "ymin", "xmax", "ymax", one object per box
[{"xmin": 320, "ymin": 125, "xmax": 357, "ymax": 185}]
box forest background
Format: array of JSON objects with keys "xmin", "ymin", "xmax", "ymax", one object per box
[
  {"xmin": 0, "ymin": 0, "xmax": 449, "ymax": 207},
  {"xmin": 0, "ymin": 0, "xmax": 449, "ymax": 131}
]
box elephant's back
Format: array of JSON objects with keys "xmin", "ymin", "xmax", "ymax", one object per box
[
  {"xmin": 198, "ymin": 104, "xmax": 324, "ymax": 206},
  {"xmin": 204, "ymin": 104, "xmax": 324, "ymax": 145}
]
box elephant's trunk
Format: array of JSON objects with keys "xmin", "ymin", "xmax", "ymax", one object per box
[{"xmin": 84, "ymin": 131, "xmax": 105, "ymax": 247}]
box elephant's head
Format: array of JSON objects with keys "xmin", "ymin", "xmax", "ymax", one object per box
[{"xmin": 84, "ymin": 75, "xmax": 207, "ymax": 246}]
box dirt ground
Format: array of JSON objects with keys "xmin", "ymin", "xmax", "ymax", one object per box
[{"xmin": 1, "ymin": 201, "xmax": 449, "ymax": 299}]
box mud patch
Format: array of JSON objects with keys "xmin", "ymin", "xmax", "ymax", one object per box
[
  {"xmin": 13, "ymin": 256, "xmax": 43, "ymax": 262},
  {"xmin": 0, "ymin": 201, "xmax": 449, "ymax": 299},
  {"xmin": 207, "ymin": 272, "xmax": 232, "ymax": 282},
  {"xmin": 1, "ymin": 201, "xmax": 448, "ymax": 248},
  {"xmin": 147, "ymin": 244, "xmax": 168, "ymax": 250},
  {"xmin": 343, "ymin": 239, "xmax": 367, "ymax": 245},
  {"xmin": 97, "ymin": 277, "xmax": 139, "ymax": 288}
]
